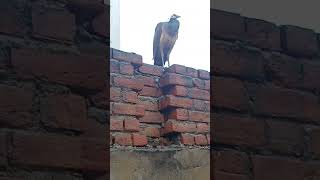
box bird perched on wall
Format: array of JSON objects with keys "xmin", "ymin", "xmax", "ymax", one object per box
[{"xmin": 153, "ymin": 14, "xmax": 181, "ymax": 67}]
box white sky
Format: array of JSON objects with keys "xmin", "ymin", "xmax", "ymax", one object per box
[{"xmin": 118, "ymin": 0, "xmax": 210, "ymax": 71}]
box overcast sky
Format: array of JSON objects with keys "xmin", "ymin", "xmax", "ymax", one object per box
[{"xmin": 118, "ymin": 0, "xmax": 210, "ymax": 71}]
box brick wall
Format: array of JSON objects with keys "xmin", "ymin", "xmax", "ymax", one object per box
[
  {"xmin": 109, "ymin": 49, "xmax": 210, "ymax": 147},
  {"xmin": 212, "ymin": 9, "xmax": 320, "ymax": 179},
  {"xmin": 0, "ymin": 0, "xmax": 108, "ymax": 179}
]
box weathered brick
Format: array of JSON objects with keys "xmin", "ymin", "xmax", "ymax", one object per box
[
  {"xmin": 193, "ymin": 99, "xmax": 210, "ymax": 112},
  {"xmin": 114, "ymin": 133, "xmax": 132, "ymax": 146},
  {"xmin": 0, "ymin": 85, "xmax": 34, "ymax": 128},
  {"xmin": 180, "ymin": 134, "xmax": 195, "ymax": 145},
  {"xmin": 132, "ymin": 134, "xmax": 148, "ymax": 146},
  {"xmin": 32, "ymin": 6, "xmax": 75, "ymax": 42},
  {"xmin": 10, "ymin": 132, "xmax": 107, "ymax": 171},
  {"xmin": 211, "ymin": 42, "xmax": 264, "ymax": 80},
  {"xmin": 196, "ymin": 123, "xmax": 209, "ymax": 133},
  {"xmin": 252, "ymin": 155, "xmax": 304, "ymax": 180},
  {"xmin": 110, "ymin": 59, "xmax": 120, "ymax": 73},
  {"xmin": 159, "ymin": 95, "xmax": 193, "ymax": 110},
  {"xmin": 11, "ymin": 49, "xmax": 106, "ymax": 90},
  {"xmin": 123, "ymin": 91, "xmax": 138, "ymax": 103},
  {"xmin": 167, "ymin": 86, "xmax": 188, "ymax": 97},
  {"xmin": 188, "ymin": 88, "xmax": 210, "ymax": 100},
  {"xmin": 245, "ymin": 18, "xmax": 281, "ymax": 51},
  {"xmin": 140, "ymin": 111, "xmax": 164, "ymax": 124},
  {"xmin": 198, "ymin": 70, "xmax": 210, "ymax": 80},
  {"xmin": 163, "ymin": 121, "xmax": 196, "ymax": 134},
  {"xmin": 110, "ymin": 87, "xmax": 121, "ymax": 101},
  {"xmin": 189, "ymin": 111, "xmax": 210, "ymax": 122},
  {"xmin": 212, "ymin": 77, "xmax": 250, "ymax": 111},
  {"xmin": 112, "ymin": 49, "xmax": 142, "ymax": 65},
  {"xmin": 211, "ymin": 9, "xmax": 245, "ymax": 40},
  {"xmin": 138, "ymin": 98, "xmax": 159, "ymax": 111},
  {"xmin": 139, "ymin": 76, "xmax": 157, "ymax": 87},
  {"xmin": 144, "ymin": 127, "xmax": 160, "ymax": 138},
  {"xmin": 212, "ymin": 113, "xmax": 266, "ymax": 147},
  {"xmin": 40, "ymin": 94, "xmax": 88, "ymax": 131},
  {"xmin": 168, "ymin": 108, "xmax": 189, "ymax": 121},
  {"xmin": 112, "ymin": 103, "xmax": 145, "ymax": 116},
  {"xmin": 124, "ymin": 119, "xmax": 140, "ymax": 132},
  {"xmin": 114, "ymin": 76, "xmax": 144, "ymax": 90},
  {"xmin": 160, "ymin": 73, "xmax": 193, "ymax": 87},
  {"xmin": 139, "ymin": 64, "xmax": 164, "ymax": 76},
  {"xmin": 139, "ymin": 86, "xmax": 162, "ymax": 97},
  {"xmin": 194, "ymin": 134, "xmax": 208, "ymax": 145},
  {"xmin": 110, "ymin": 118, "xmax": 123, "ymax": 131},
  {"xmin": 281, "ymin": 25, "xmax": 319, "ymax": 56},
  {"xmin": 119, "ymin": 62, "xmax": 134, "ymax": 75}
]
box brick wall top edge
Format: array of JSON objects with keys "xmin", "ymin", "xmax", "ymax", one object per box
[{"xmin": 110, "ymin": 48, "xmax": 210, "ymax": 73}]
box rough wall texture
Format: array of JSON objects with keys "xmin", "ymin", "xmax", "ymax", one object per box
[
  {"xmin": 0, "ymin": 0, "xmax": 108, "ymax": 179},
  {"xmin": 212, "ymin": 9, "xmax": 320, "ymax": 179},
  {"xmin": 109, "ymin": 49, "xmax": 210, "ymax": 147}
]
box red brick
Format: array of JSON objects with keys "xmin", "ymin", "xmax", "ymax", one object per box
[
  {"xmin": 196, "ymin": 123, "xmax": 209, "ymax": 133},
  {"xmin": 213, "ymin": 113, "xmax": 266, "ymax": 147},
  {"xmin": 195, "ymin": 134, "xmax": 208, "ymax": 145},
  {"xmin": 193, "ymin": 78, "xmax": 206, "ymax": 90},
  {"xmin": 204, "ymin": 80, "xmax": 210, "ymax": 90},
  {"xmin": 252, "ymin": 155, "xmax": 304, "ymax": 180},
  {"xmin": 253, "ymin": 86, "xmax": 320, "ymax": 122},
  {"xmin": 138, "ymin": 98, "xmax": 159, "ymax": 111},
  {"xmin": 167, "ymin": 86, "xmax": 188, "ymax": 96},
  {"xmin": 211, "ymin": 9, "xmax": 245, "ymax": 40},
  {"xmin": 168, "ymin": 108, "xmax": 189, "ymax": 121},
  {"xmin": 112, "ymin": 103, "xmax": 145, "ymax": 116},
  {"xmin": 212, "ymin": 77, "xmax": 250, "ymax": 112},
  {"xmin": 114, "ymin": 133, "xmax": 132, "ymax": 146},
  {"xmin": 193, "ymin": 99, "xmax": 210, "ymax": 112},
  {"xmin": 112, "ymin": 49, "xmax": 142, "ymax": 65},
  {"xmin": 144, "ymin": 127, "xmax": 160, "ymax": 138},
  {"xmin": 266, "ymin": 120, "xmax": 304, "ymax": 155},
  {"xmin": 123, "ymin": 91, "xmax": 138, "ymax": 103},
  {"xmin": 132, "ymin": 134, "xmax": 148, "ymax": 146},
  {"xmin": 308, "ymin": 128, "xmax": 320, "ymax": 158},
  {"xmin": 167, "ymin": 64, "xmax": 187, "ymax": 75},
  {"xmin": 198, "ymin": 70, "xmax": 210, "ymax": 80},
  {"xmin": 188, "ymin": 88, "xmax": 210, "ymax": 100},
  {"xmin": 124, "ymin": 119, "xmax": 140, "ymax": 132},
  {"xmin": 113, "ymin": 76, "xmax": 144, "ymax": 90},
  {"xmin": 11, "ymin": 49, "xmax": 106, "ymax": 90},
  {"xmin": 110, "ymin": 119, "xmax": 123, "ymax": 131},
  {"xmin": 139, "ymin": 76, "xmax": 157, "ymax": 87},
  {"xmin": 140, "ymin": 111, "xmax": 164, "ymax": 124},
  {"xmin": 110, "ymin": 87, "xmax": 121, "ymax": 101},
  {"xmin": 92, "ymin": 10, "xmax": 109, "ymax": 38},
  {"xmin": 0, "ymin": 85, "xmax": 34, "ymax": 128},
  {"xmin": 139, "ymin": 86, "xmax": 162, "ymax": 97},
  {"xmin": 159, "ymin": 73, "xmax": 193, "ymax": 87},
  {"xmin": 211, "ymin": 42, "xmax": 264, "ymax": 80},
  {"xmin": 214, "ymin": 150, "xmax": 249, "ymax": 174},
  {"xmin": 32, "ymin": 7, "xmax": 75, "ymax": 43},
  {"xmin": 180, "ymin": 134, "xmax": 195, "ymax": 145},
  {"xmin": 10, "ymin": 132, "xmax": 107, "ymax": 171},
  {"xmin": 40, "ymin": 94, "xmax": 88, "ymax": 131},
  {"xmin": 159, "ymin": 95, "xmax": 193, "ymax": 110},
  {"xmin": 110, "ymin": 59, "xmax": 120, "ymax": 73},
  {"xmin": 139, "ymin": 64, "xmax": 164, "ymax": 76},
  {"xmin": 163, "ymin": 121, "xmax": 196, "ymax": 134},
  {"xmin": 282, "ymin": 25, "xmax": 319, "ymax": 56},
  {"xmin": 189, "ymin": 111, "xmax": 210, "ymax": 122},
  {"xmin": 245, "ymin": 18, "xmax": 281, "ymax": 51},
  {"xmin": 119, "ymin": 63, "xmax": 134, "ymax": 75}
]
